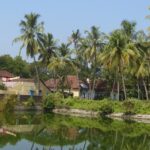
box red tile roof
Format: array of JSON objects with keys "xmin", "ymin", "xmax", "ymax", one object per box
[
  {"xmin": 45, "ymin": 75, "xmax": 79, "ymax": 90},
  {"xmin": 45, "ymin": 79, "xmax": 59, "ymax": 89},
  {"xmin": 0, "ymin": 70, "xmax": 14, "ymax": 78},
  {"xmin": 66, "ymin": 75, "xmax": 79, "ymax": 89},
  {"xmin": 12, "ymin": 78, "xmax": 35, "ymax": 82}
]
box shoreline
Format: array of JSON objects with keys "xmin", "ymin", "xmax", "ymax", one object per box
[
  {"xmin": 13, "ymin": 106, "xmax": 150, "ymax": 123},
  {"xmin": 52, "ymin": 108, "xmax": 150, "ymax": 123}
]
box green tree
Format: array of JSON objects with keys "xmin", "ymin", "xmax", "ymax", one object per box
[
  {"xmin": 38, "ymin": 33, "xmax": 57, "ymax": 65},
  {"xmin": 81, "ymin": 26, "xmax": 106, "ymax": 98},
  {"xmin": 121, "ymin": 20, "xmax": 136, "ymax": 41},
  {"xmin": 13, "ymin": 12, "xmax": 44, "ymax": 90},
  {"xmin": 100, "ymin": 30, "xmax": 139, "ymax": 100},
  {"xmin": 48, "ymin": 43, "xmax": 76, "ymax": 92}
]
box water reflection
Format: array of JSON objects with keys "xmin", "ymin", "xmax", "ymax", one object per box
[{"xmin": 0, "ymin": 112, "xmax": 150, "ymax": 150}]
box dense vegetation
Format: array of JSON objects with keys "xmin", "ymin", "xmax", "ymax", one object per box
[
  {"xmin": 12, "ymin": 11, "xmax": 150, "ymax": 100},
  {"xmin": 0, "ymin": 55, "xmax": 50, "ymax": 80},
  {"xmin": 43, "ymin": 93, "xmax": 150, "ymax": 115}
]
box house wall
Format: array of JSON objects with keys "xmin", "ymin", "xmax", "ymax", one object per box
[
  {"xmin": 72, "ymin": 90, "xmax": 79, "ymax": 97},
  {"xmin": 2, "ymin": 81, "xmax": 49, "ymax": 96}
]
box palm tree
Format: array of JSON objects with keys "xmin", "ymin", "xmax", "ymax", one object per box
[
  {"xmin": 121, "ymin": 20, "xmax": 136, "ymax": 41},
  {"xmin": 129, "ymin": 32, "xmax": 150, "ymax": 100},
  {"xmin": 82, "ymin": 26, "xmax": 106, "ymax": 99},
  {"xmin": 38, "ymin": 33, "xmax": 57, "ymax": 65},
  {"xmin": 132, "ymin": 42, "xmax": 150, "ymax": 100},
  {"xmin": 48, "ymin": 43, "xmax": 76, "ymax": 92},
  {"xmin": 100, "ymin": 30, "xmax": 139, "ymax": 100},
  {"xmin": 13, "ymin": 12, "xmax": 44, "ymax": 91},
  {"xmin": 70, "ymin": 30, "xmax": 81, "ymax": 92},
  {"xmin": 70, "ymin": 29, "xmax": 81, "ymax": 50}
]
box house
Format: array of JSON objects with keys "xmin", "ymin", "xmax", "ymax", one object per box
[
  {"xmin": 0, "ymin": 70, "xmax": 14, "ymax": 82},
  {"xmin": 80, "ymin": 80, "xmax": 110, "ymax": 99},
  {"xmin": 2, "ymin": 78, "xmax": 50, "ymax": 96},
  {"xmin": 45, "ymin": 75, "xmax": 80, "ymax": 97},
  {"xmin": 0, "ymin": 70, "xmax": 49, "ymax": 96}
]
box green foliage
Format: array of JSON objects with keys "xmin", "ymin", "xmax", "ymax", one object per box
[
  {"xmin": 42, "ymin": 96, "xmax": 150, "ymax": 115},
  {"xmin": 122, "ymin": 100, "xmax": 135, "ymax": 115},
  {"xmin": 0, "ymin": 100, "xmax": 6, "ymax": 111},
  {"xmin": 4, "ymin": 95, "xmax": 17, "ymax": 112},
  {"xmin": 99, "ymin": 103, "xmax": 114, "ymax": 116},
  {"xmin": 0, "ymin": 83, "xmax": 7, "ymax": 90},
  {"xmin": 0, "ymin": 55, "xmax": 31, "ymax": 78},
  {"xmin": 43, "ymin": 92, "xmax": 64, "ymax": 109},
  {"xmin": 26, "ymin": 97, "xmax": 35, "ymax": 107}
]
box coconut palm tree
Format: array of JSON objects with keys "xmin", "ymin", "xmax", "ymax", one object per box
[
  {"xmin": 38, "ymin": 33, "xmax": 57, "ymax": 65},
  {"xmin": 48, "ymin": 43, "xmax": 76, "ymax": 92},
  {"xmin": 121, "ymin": 20, "xmax": 136, "ymax": 41},
  {"xmin": 13, "ymin": 12, "xmax": 44, "ymax": 91},
  {"xmin": 82, "ymin": 26, "xmax": 106, "ymax": 99},
  {"xmin": 100, "ymin": 29, "xmax": 139, "ymax": 100}
]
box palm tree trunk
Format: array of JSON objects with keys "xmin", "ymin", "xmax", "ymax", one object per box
[
  {"xmin": 33, "ymin": 55, "xmax": 40, "ymax": 92},
  {"xmin": 121, "ymin": 74, "xmax": 127, "ymax": 100},
  {"xmin": 117, "ymin": 80, "xmax": 120, "ymax": 100},
  {"xmin": 92, "ymin": 78, "xmax": 96, "ymax": 99},
  {"xmin": 91, "ymin": 45, "xmax": 97, "ymax": 99},
  {"xmin": 143, "ymin": 79, "xmax": 149, "ymax": 100},
  {"xmin": 111, "ymin": 80, "xmax": 115, "ymax": 99},
  {"xmin": 137, "ymin": 80, "xmax": 140, "ymax": 99}
]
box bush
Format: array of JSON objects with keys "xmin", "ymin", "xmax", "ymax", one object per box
[
  {"xmin": 43, "ymin": 92, "xmax": 64, "ymax": 110},
  {"xmin": 122, "ymin": 100, "xmax": 135, "ymax": 115},
  {"xmin": 4, "ymin": 95, "xmax": 17, "ymax": 112},
  {"xmin": 0, "ymin": 83, "xmax": 7, "ymax": 90},
  {"xmin": 0, "ymin": 100, "xmax": 6, "ymax": 111},
  {"xmin": 26, "ymin": 97, "xmax": 35, "ymax": 107},
  {"xmin": 99, "ymin": 103, "xmax": 114, "ymax": 116}
]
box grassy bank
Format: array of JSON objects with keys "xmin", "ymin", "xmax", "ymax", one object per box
[
  {"xmin": 43, "ymin": 93, "xmax": 150, "ymax": 115},
  {"xmin": 1, "ymin": 93, "xmax": 150, "ymax": 115}
]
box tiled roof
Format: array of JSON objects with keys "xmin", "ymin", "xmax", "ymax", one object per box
[
  {"xmin": 66, "ymin": 75, "xmax": 79, "ymax": 89},
  {"xmin": 0, "ymin": 70, "xmax": 14, "ymax": 78},
  {"xmin": 45, "ymin": 75, "xmax": 79, "ymax": 90},
  {"xmin": 12, "ymin": 78, "xmax": 35, "ymax": 82},
  {"xmin": 45, "ymin": 79, "xmax": 59, "ymax": 89}
]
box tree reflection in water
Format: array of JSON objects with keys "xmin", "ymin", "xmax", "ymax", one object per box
[{"xmin": 0, "ymin": 112, "xmax": 150, "ymax": 150}]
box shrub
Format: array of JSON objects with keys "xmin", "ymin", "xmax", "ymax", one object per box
[
  {"xmin": 4, "ymin": 95, "xmax": 17, "ymax": 112},
  {"xmin": 99, "ymin": 103, "xmax": 114, "ymax": 116},
  {"xmin": 26, "ymin": 97, "xmax": 35, "ymax": 107},
  {"xmin": 43, "ymin": 92, "xmax": 64, "ymax": 109},
  {"xmin": 0, "ymin": 83, "xmax": 7, "ymax": 90},
  {"xmin": 0, "ymin": 100, "xmax": 6, "ymax": 111},
  {"xmin": 122, "ymin": 100, "xmax": 135, "ymax": 115}
]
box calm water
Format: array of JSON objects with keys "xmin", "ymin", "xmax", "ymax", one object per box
[{"xmin": 0, "ymin": 112, "xmax": 150, "ymax": 150}]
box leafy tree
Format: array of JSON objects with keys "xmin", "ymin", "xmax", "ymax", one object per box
[
  {"xmin": 80, "ymin": 26, "xmax": 106, "ymax": 98},
  {"xmin": 38, "ymin": 33, "xmax": 57, "ymax": 65},
  {"xmin": 100, "ymin": 30, "xmax": 139, "ymax": 100},
  {"xmin": 13, "ymin": 13, "xmax": 44, "ymax": 90},
  {"xmin": 48, "ymin": 43, "xmax": 76, "ymax": 92}
]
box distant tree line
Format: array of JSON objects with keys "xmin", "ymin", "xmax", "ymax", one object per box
[{"xmin": 10, "ymin": 10, "xmax": 150, "ymax": 100}]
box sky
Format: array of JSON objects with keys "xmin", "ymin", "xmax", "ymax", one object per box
[{"xmin": 0, "ymin": 0, "xmax": 150, "ymax": 61}]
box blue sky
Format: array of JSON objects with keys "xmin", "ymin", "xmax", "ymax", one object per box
[{"xmin": 0, "ymin": 0, "xmax": 150, "ymax": 60}]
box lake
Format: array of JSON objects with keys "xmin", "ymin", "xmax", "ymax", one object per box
[{"xmin": 0, "ymin": 112, "xmax": 150, "ymax": 150}]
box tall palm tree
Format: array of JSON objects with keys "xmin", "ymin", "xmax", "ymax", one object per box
[
  {"xmin": 70, "ymin": 30, "xmax": 81, "ymax": 91},
  {"xmin": 13, "ymin": 12, "xmax": 44, "ymax": 91},
  {"xmin": 38, "ymin": 33, "xmax": 57, "ymax": 65},
  {"xmin": 82, "ymin": 26, "xmax": 106, "ymax": 99},
  {"xmin": 121, "ymin": 20, "xmax": 136, "ymax": 41},
  {"xmin": 100, "ymin": 30, "xmax": 139, "ymax": 100},
  {"xmin": 48, "ymin": 43, "xmax": 76, "ymax": 92}
]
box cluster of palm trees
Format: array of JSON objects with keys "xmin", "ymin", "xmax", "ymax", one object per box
[{"xmin": 14, "ymin": 12, "xmax": 150, "ymax": 100}]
